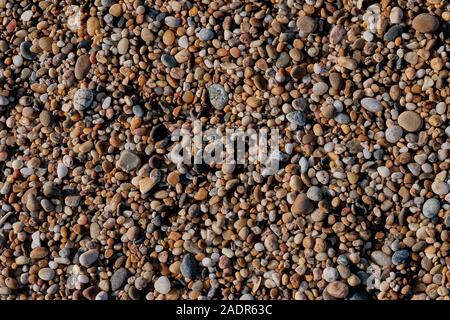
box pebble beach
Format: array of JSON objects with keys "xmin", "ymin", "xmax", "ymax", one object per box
[{"xmin": 0, "ymin": 0, "xmax": 449, "ymax": 300}]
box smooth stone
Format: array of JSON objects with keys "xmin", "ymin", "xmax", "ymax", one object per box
[
  {"xmin": 361, "ymin": 97, "xmax": 382, "ymax": 113},
  {"xmin": 312, "ymin": 82, "xmax": 329, "ymax": 96},
  {"xmin": 306, "ymin": 186, "xmax": 322, "ymax": 202},
  {"xmin": 264, "ymin": 234, "xmax": 279, "ymax": 252},
  {"xmin": 38, "ymin": 268, "xmax": 55, "ymax": 281},
  {"xmin": 398, "ymin": 111, "xmax": 423, "ymax": 132},
  {"xmin": 297, "ymin": 16, "xmax": 316, "ymax": 35},
  {"xmin": 165, "ymin": 16, "xmax": 180, "ymax": 28},
  {"xmin": 57, "ymin": 162, "xmax": 68, "ymax": 179},
  {"xmin": 371, "ymin": 250, "xmax": 392, "ymax": 266},
  {"xmin": 197, "ymin": 28, "xmax": 214, "ymax": 41},
  {"xmin": 79, "ymin": 250, "xmax": 99, "ymax": 267},
  {"xmin": 117, "ymin": 150, "xmax": 141, "ymax": 172},
  {"xmin": 180, "ymin": 254, "xmax": 197, "ymax": 279},
  {"xmin": 329, "ymin": 25, "xmax": 346, "ymax": 44},
  {"xmin": 412, "ymin": 13, "xmax": 440, "ymax": 33},
  {"xmin": 20, "ymin": 41, "xmax": 36, "ymax": 60},
  {"xmin": 21, "ymin": 10, "xmax": 33, "ymax": 22},
  {"xmin": 161, "ymin": 54, "xmax": 177, "ymax": 67},
  {"xmin": 329, "ymin": 72, "xmax": 343, "ymax": 90},
  {"xmin": 431, "ymin": 181, "xmax": 449, "ymax": 195},
  {"xmin": 422, "ymin": 198, "xmax": 440, "ymax": 218},
  {"xmin": 30, "ymin": 247, "xmax": 49, "ymax": 259},
  {"xmin": 154, "ymin": 276, "xmax": 171, "ymax": 294},
  {"xmin": 322, "ymin": 267, "xmax": 339, "ymax": 282},
  {"xmin": 74, "ymin": 54, "xmax": 91, "ymax": 80},
  {"xmin": 286, "ymin": 111, "xmax": 306, "ymax": 126},
  {"xmin": 384, "ymin": 25, "xmax": 403, "ymax": 41},
  {"xmin": 291, "ymin": 193, "xmax": 314, "ymax": 215},
  {"xmin": 87, "ymin": 17, "xmax": 100, "ymax": 36},
  {"xmin": 43, "ymin": 181, "xmax": 60, "ymax": 198},
  {"xmin": 326, "ymin": 281, "xmax": 349, "ymax": 299},
  {"xmin": 111, "ymin": 268, "xmax": 129, "ymax": 291},
  {"xmin": 390, "ymin": 7, "xmax": 403, "ymax": 24},
  {"xmin": 139, "ymin": 177, "xmax": 157, "ymax": 194},
  {"xmin": 392, "ymin": 249, "xmax": 409, "ymax": 265},
  {"xmin": 73, "ymin": 88, "xmax": 94, "ymax": 111},
  {"xmin": 39, "ymin": 110, "xmax": 51, "ymax": 126},
  {"xmin": 65, "ymin": 195, "xmax": 81, "ymax": 207},
  {"xmin": 117, "ymin": 38, "xmax": 129, "ymax": 55},
  {"xmin": 207, "ymin": 84, "xmax": 228, "ymax": 110},
  {"xmin": 0, "ymin": 96, "xmax": 9, "ymax": 106},
  {"xmin": 385, "ymin": 125, "xmax": 403, "ymax": 143}
]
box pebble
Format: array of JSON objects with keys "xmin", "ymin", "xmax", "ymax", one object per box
[
  {"xmin": 286, "ymin": 111, "xmax": 306, "ymax": 126},
  {"xmin": 207, "ymin": 84, "xmax": 228, "ymax": 110},
  {"xmin": 79, "ymin": 250, "xmax": 99, "ymax": 267},
  {"xmin": 322, "ymin": 267, "xmax": 339, "ymax": 282},
  {"xmin": 198, "ymin": 29, "xmax": 214, "ymax": 41},
  {"xmin": 398, "ymin": 111, "xmax": 423, "ymax": 132},
  {"xmin": 38, "ymin": 268, "xmax": 55, "ymax": 281},
  {"xmin": 117, "ymin": 38, "xmax": 129, "ymax": 55},
  {"xmin": 412, "ymin": 13, "xmax": 440, "ymax": 33},
  {"xmin": 297, "ymin": 16, "xmax": 316, "ymax": 35},
  {"xmin": 110, "ymin": 268, "xmax": 129, "ymax": 291},
  {"xmin": 371, "ymin": 251, "xmax": 392, "ymax": 266},
  {"xmin": 361, "ymin": 98, "xmax": 382, "ymax": 113},
  {"xmin": 431, "ymin": 181, "xmax": 449, "ymax": 196},
  {"xmin": 384, "ymin": 25, "xmax": 403, "ymax": 42},
  {"xmin": 0, "ymin": 0, "xmax": 447, "ymax": 302},
  {"xmin": 154, "ymin": 276, "xmax": 171, "ymax": 294},
  {"xmin": 0, "ymin": 96, "xmax": 9, "ymax": 106},
  {"xmin": 392, "ymin": 250, "xmax": 409, "ymax": 265},
  {"xmin": 312, "ymin": 82, "xmax": 328, "ymax": 96},
  {"xmin": 73, "ymin": 88, "xmax": 94, "ymax": 111},
  {"xmin": 326, "ymin": 281, "xmax": 349, "ymax": 299},
  {"xmin": 180, "ymin": 254, "xmax": 197, "ymax": 279},
  {"xmin": 291, "ymin": 193, "xmax": 314, "ymax": 215},
  {"xmin": 74, "ymin": 54, "xmax": 91, "ymax": 80},
  {"xmin": 385, "ymin": 125, "xmax": 403, "ymax": 143},
  {"xmin": 117, "ymin": 150, "xmax": 141, "ymax": 173}
]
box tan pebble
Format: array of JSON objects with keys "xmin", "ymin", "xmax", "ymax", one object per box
[
  {"xmin": 109, "ymin": 4, "xmax": 122, "ymax": 17},
  {"xmin": 87, "ymin": 17, "xmax": 100, "ymax": 36},
  {"xmin": 291, "ymin": 193, "xmax": 314, "ymax": 215},
  {"xmin": 167, "ymin": 172, "xmax": 180, "ymax": 186},
  {"xmin": 194, "ymin": 188, "xmax": 208, "ymax": 201},
  {"xmin": 163, "ymin": 30, "xmax": 175, "ymax": 46},
  {"xmin": 398, "ymin": 111, "xmax": 423, "ymax": 132}
]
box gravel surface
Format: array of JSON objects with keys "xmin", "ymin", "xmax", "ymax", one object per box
[{"xmin": 0, "ymin": 0, "xmax": 449, "ymax": 300}]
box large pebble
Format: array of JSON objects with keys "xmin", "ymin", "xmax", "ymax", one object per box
[
  {"xmin": 154, "ymin": 276, "xmax": 171, "ymax": 294},
  {"xmin": 180, "ymin": 254, "xmax": 197, "ymax": 279},
  {"xmin": 398, "ymin": 111, "xmax": 423, "ymax": 132},
  {"xmin": 297, "ymin": 16, "xmax": 316, "ymax": 35},
  {"xmin": 207, "ymin": 84, "xmax": 228, "ymax": 110},
  {"xmin": 73, "ymin": 88, "xmax": 94, "ymax": 111},
  {"xmin": 412, "ymin": 13, "xmax": 440, "ymax": 33},
  {"xmin": 198, "ymin": 29, "xmax": 214, "ymax": 41},
  {"xmin": 326, "ymin": 281, "xmax": 349, "ymax": 299},
  {"xmin": 371, "ymin": 250, "xmax": 392, "ymax": 266},
  {"xmin": 79, "ymin": 250, "xmax": 99, "ymax": 267},
  {"xmin": 422, "ymin": 198, "xmax": 440, "ymax": 218},
  {"xmin": 385, "ymin": 125, "xmax": 403, "ymax": 143},
  {"xmin": 117, "ymin": 150, "xmax": 141, "ymax": 173},
  {"xmin": 361, "ymin": 98, "xmax": 382, "ymax": 113},
  {"xmin": 111, "ymin": 268, "xmax": 129, "ymax": 291},
  {"xmin": 38, "ymin": 268, "xmax": 55, "ymax": 281},
  {"xmin": 392, "ymin": 250, "xmax": 409, "ymax": 265},
  {"xmin": 286, "ymin": 111, "xmax": 306, "ymax": 126},
  {"xmin": 74, "ymin": 54, "xmax": 91, "ymax": 80},
  {"xmin": 291, "ymin": 193, "xmax": 314, "ymax": 215}
]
